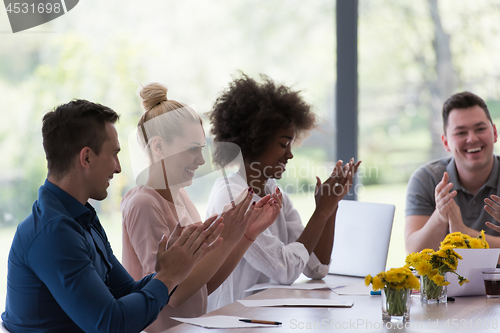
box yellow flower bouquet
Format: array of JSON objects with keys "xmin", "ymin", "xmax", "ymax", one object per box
[
  {"xmin": 365, "ymin": 267, "xmax": 420, "ymax": 322},
  {"xmin": 406, "ymin": 246, "xmax": 469, "ymax": 286},
  {"xmin": 440, "ymin": 230, "xmax": 489, "ymax": 249},
  {"xmin": 406, "ymin": 231, "xmax": 487, "ymax": 303},
  {"xmin": 406, "ymin": 247, "xmax": 467, "ymax": 303}
]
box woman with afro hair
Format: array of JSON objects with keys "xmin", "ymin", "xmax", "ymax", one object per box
[{"xmin": 205, "ymin": 74, "xmax": 361, "ymax": 310}]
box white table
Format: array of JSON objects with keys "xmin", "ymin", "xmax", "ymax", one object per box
[{"xmin": 164, "ymin": 274, "xmax": 500, "ymax": 332}]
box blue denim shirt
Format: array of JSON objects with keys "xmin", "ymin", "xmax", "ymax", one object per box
[{"xmin": 2, "ymin": 180, "xmax": 170, "ymax": 333}]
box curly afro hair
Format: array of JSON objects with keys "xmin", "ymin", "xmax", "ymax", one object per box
[{"xmin": 209, "ymin": 74, "xmax": 317, "ymax": 166}]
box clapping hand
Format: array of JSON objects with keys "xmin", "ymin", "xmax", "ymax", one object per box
[
  {"xmin": 434, "ymin": 172, "xmax": 469, "ymax": 233},
  {"xmin": 219, "ymin": 187, "xmax": 254, "ymax": 244},
  {"xmin": 243, "ymin": 187, "xmax": 282, "ymax": 241},
  {"xmin": 167, "ymin": 216, "xmax": 189, "ymax": 249},
  {"xmin": 448, "ymin": 198, "xmax": 465, "ymax": 233},
  {"xmin": 485, "ymin": 195, "xmax": 500, "ymax": 233},
  {"xmin": 434, "ymin": 172, "xmax": 458, "ymax": 224},
  {"xmin": 154, "ymin": 214, "xmax": 224, "ymax": 289},
  {"xmin": 314, "ymin": 158, "xmax": 361, "ymax": 217}
]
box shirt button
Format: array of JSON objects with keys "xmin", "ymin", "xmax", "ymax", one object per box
[{"xmin": 473, "ymin": 200, "xmax": 476, "ymax": 205}]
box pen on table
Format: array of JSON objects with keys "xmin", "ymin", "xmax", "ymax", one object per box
[{"xmin": 239, "ymin": 319, "xmax": 282, "ymax": 325}]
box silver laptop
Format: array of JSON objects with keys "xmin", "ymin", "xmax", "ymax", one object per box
[{"xmin": 328, "ymin": 200, "xmax": 395, "ymax": 277}]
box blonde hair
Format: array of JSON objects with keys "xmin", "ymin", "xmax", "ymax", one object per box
[{"xmin": 137, "ymin": 82, "xmax": 202, "ymax": 148}]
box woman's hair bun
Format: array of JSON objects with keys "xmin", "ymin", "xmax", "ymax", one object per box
[{"xmin": 140, "ymin": 82, "xmax": 169, "ymax": 111}]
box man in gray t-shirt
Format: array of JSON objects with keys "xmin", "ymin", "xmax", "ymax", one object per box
[{"xmin": 405, "ymin": 92, "xmax": 500, "ymax": 253}]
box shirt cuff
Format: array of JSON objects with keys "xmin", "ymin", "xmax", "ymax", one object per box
[
  {"xmin": 143, "ymin": 277, "xmax": 170, "ymax": 307},
  {"xmin": 308, "ymin": 252, "xmax": 330, "ymax": 279},
  {"xmin": 288, "ymin": 242, "xmax": 311, "ymax": 266}
]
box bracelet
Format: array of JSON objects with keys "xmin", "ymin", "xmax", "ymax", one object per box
[{"xmin": 244, "ymin": 233, "xmax": 255, "ymax": 242}]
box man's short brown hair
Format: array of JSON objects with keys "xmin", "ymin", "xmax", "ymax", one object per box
[
  {"xmin": 42, "ymin": 99, "xmax": 119, "ymax": 179},
  {"xmin": 443, "ymin": 92, "xmax": 492, "ymax": 133}
]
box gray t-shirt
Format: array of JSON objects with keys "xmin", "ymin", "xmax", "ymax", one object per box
[{"xmin": 406, "ymin": 155, "xmax": 500, "ymax": 236}]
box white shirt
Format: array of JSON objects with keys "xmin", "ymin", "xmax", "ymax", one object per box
[{"xmin": 206, "ymin": 172, "xmax": 330, "ymax": 311}]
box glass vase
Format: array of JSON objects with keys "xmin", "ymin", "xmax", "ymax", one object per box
[
  {"xmin": 420, "ymin": 275, "xmax": 447, "ymax": 304},
  {"xmin": 381, "ymin": 287, "xmax": 411, "ymax": 323}
]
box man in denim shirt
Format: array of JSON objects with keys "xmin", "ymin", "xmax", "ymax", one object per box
[{"xmin": 1, "ymin": 100, "xmax": 223, "ymax": 333}]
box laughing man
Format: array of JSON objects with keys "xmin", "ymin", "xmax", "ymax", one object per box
[{"xmin": 405, "ymin": 91, "xmax": 500, "ymax": 253}]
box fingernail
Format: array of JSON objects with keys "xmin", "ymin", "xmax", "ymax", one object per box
[
  {"xmin": 248, "ymin": 187, "xmax": 252, "ymax": 192},
  {"xmin": 252, "ymin": 201, "xmax": 256, "ymax": 206},
  {"xmin": 277, "ymin": 187, "xmax": 281, "ymax": 193}
]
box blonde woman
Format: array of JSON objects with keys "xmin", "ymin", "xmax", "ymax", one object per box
[{"xmin": 121, "ymin": 82, "xmax": 280, "ymax": 332}]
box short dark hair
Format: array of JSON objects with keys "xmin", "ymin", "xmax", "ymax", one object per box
[
  {"xmin": 208, "ymin": 74, "xmax": 316, "ymax": 166},
  {"xmin": 42, "ymin": 99, "xmax": 119, "ymax": 179},
  {"xmin": 443, "ymin": 91, "xmax": 492, "ymax": 133}
]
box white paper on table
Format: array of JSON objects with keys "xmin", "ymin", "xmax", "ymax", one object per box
[
  {"xmin": 171, "ymin": 315, "xmax": 279, "ymax": 328},
  {"xmin": 238, "ymin": 298, "xmax": 353, "ymax": 307},
  {"xmin": 245, "ymin": 282, "xmax": 333, "ymax": 292},
  {"xmin": 446, "ymin": 248, "xmax": 500, "ymax": 297},
  {"xmin": 331, "ymin": 283, "xmax": 373, "ymax": 295}
]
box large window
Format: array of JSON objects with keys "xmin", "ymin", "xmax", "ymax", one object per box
[
  {"xmin": 3, "ymin": 0, "xmax": 500, "ymax": 314},
  {"xmin": 0, "ymin": 0, "xmax": 335, "ymax": 311},
  {"xmin": 358, "ymin": 0, "xmax": 500, "ymax": 266}
]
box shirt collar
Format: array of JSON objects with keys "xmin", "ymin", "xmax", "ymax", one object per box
[
  {"xmin": 43, "ymin": 179, "xmax": 97, "ymax": 229},
  {"xmin": 446, "ymin": 156, "xmax": 499, "ymax": 193}
]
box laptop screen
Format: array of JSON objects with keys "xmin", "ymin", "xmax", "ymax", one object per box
[{"xmin": 328, "ymin": 200, "xmax": 395, "ymax": 277}]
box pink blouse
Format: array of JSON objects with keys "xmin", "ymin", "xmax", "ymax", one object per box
[{"xmin": 121, "ymin": 186, "xmax": 206, "ymax": 332}]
